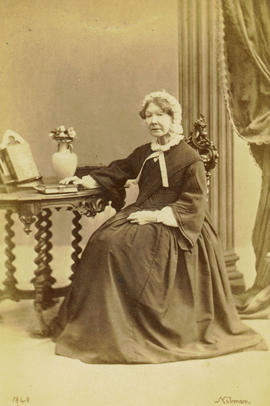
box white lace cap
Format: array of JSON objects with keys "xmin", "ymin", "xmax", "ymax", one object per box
[{"xmin": 141, "ymin": 90, "xmax": 184, "ymax": 137}]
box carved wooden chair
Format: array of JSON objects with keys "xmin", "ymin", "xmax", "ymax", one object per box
[{"xmin": 187, "ymin": 115, "xmax": 219, "ymax": 192}]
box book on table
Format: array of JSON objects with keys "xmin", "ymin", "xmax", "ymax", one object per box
[
  {"xmin": 0, "ymin": 130, "xmax": 41, "ymax": 186},
  {"xmin": 34, "ymin": 184, "xmax": 79, "ymax": 194}
]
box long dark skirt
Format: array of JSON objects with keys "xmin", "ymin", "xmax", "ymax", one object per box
[{"xmin": 51, "ymin": 206, "xmax": 267, "ymax": 363}]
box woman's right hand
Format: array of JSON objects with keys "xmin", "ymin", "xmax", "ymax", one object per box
[{"xmin": 59, "ymin": 176, "xmax": 83, "ymax": 185}]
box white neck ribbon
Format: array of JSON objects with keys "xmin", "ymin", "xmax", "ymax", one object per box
[{"xmin": 135, "ymin": 136, "xmax": 183, "ymax": 187}]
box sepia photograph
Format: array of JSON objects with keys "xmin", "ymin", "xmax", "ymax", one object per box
[{"xmin": 0, "ymin": 1, "xmax": 269, "ymax": 405}]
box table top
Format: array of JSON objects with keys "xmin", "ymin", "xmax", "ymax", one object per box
[
  {"xmin": 0, "ymin": 186, "xmax": 103, "ymax": 203},
  {"xmin": 0, "ymin": 183, "xmax": 108, "ymax": 233}
]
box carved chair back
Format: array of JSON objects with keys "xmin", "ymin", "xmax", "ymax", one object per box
[{"xmin": 186, "ymin": 115, "xmax": 219, "ymax": 193}]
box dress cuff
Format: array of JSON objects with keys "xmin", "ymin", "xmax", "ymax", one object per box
[
  {"xmin": 156, "ymin": 206, "xmax": 178, "ymax": 227},
  {"xmin": 81, "ymin": 175, "xmax": 100, "ymax": 189}
]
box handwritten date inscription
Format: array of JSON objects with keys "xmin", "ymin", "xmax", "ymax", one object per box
[{"xmin": 12, "ymin": 396, "xmax": 30, "ymax": 405}]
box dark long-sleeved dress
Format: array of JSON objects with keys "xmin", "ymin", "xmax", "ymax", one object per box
[{"xmin": 51, "ymin": 140, "xmax": 267, "ymax": 363}]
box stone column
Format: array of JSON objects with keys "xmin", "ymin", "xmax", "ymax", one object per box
[{"xmin": 178, "ymin": 0, "xmax": 245, "ymax": 292}]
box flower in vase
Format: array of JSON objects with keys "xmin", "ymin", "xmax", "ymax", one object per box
[
  {"xmin": 67, "ymin": 127, "xmax": 76, "ymax": 138},
  {"xmin": 49, "ymin": 125, "xmax": 77, "ymax": 141}
]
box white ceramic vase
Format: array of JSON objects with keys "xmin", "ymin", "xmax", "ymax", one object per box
[{"xmin": 52, "ymin": 142, "xmax": 78, "ymax": 181}]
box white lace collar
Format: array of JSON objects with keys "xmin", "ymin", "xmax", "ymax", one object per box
[{"xmin": 150, "ymin": 134, "xmax": 184, "ymax": 152}]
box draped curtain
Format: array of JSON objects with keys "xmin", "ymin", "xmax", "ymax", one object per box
[
  {"xmin": 221, "ymin": 0, "xmax": 270, "ymax": 144},
  {"xmin": 221, "ymin": 0, "xmax": 270, "ymax": 307}
]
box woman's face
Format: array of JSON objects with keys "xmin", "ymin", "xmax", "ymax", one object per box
[{"xmin": 144, "ymin": 102, "xmax": 173, "ymax": 138}]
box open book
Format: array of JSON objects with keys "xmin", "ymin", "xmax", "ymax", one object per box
[{"xmin": 0, "ymin": 130, "xmax": 41, "ymax": 185}]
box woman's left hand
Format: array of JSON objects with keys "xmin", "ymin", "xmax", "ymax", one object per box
[{"xmin": 127, "ymin": 210, "xmax": 158, "ymax": 225}]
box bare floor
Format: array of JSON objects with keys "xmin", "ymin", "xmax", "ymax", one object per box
[{"xmin": 0, "ymin": 298, "xmax": 270, "ymax": 406}]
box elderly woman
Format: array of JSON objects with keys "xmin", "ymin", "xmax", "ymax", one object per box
[{"xmin": 51, "ymin": 90, "xmax": 267, "ymax": 363}]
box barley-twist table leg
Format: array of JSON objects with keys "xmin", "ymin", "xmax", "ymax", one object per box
[
  {"xmin": 0, "ymin": 210, "xmax": 19, "ymax": 321},
  {"xmin": 42, "ymin": 208, "xmax": 56, "ymax": 296},
  {"xmin": 31, "ymin": 209, "xmax": 56, "ymax": 336},
  {"xmin": 0, "ymin": 210, "xmax": 19, "ymax": 302},
  {"xmin": 70, "ymin": 210, "xmax": 83, "ymax": 281}
]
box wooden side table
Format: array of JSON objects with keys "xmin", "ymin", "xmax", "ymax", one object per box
[{"xmin": 0, "ymin": 187, "xmax": 108, "ymax": 336}]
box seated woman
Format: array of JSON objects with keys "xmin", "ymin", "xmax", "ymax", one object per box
[{"xmin": 51, "ymin": 90, "xmax": 267, "ymax": 364}]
